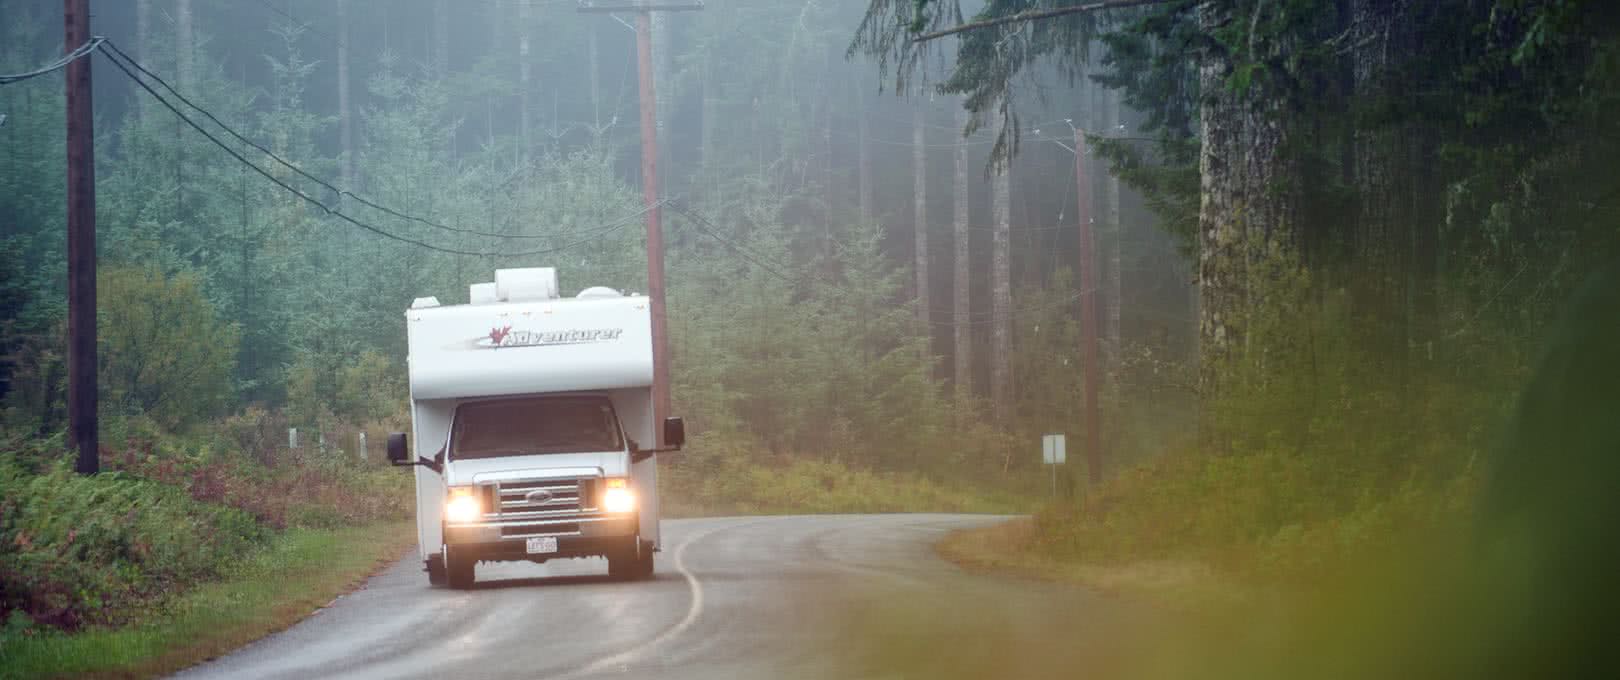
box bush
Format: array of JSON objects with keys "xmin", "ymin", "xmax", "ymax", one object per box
[
  {"xmin": 0, "ymin": 445, "xmax": 266, "ymax": 631},
  {"xmin": 0, "ymin": 424, "xmax": 414, "ymax": 637},
  {"xmin": 103, "ymin": 428, "xmax": 412, "ymax": 531},
  {"xmin": 98, "ymin": 266, "xmax": 239, "ymax": 431},
  {"xmin": 1017, "ymin": 273, "xmax": 1514, "ymax": 582},
  {"xmin": 663, "ymin": 431, "xmax": 1029, "ymax": 516}
]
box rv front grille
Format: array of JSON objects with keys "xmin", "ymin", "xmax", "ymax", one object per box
[{"xmin": 493, "ymin": 478, "xmax": 593, "ymax": 517}]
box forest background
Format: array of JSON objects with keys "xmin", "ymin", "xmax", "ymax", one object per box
[{"xmin": 2, "ymin": 0, "xmax": 1616, "ymax": 669}]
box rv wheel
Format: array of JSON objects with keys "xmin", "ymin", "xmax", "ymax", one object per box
[
  {"xmin": 445, "ymin": 547, "xmax": 476, "ymax": 589},
  {"xmin": 426, "ymin": 553, "xmax": 447, "ymax": 587},
  {"xmin": 608, "ymin": 539, "xmax": 654, "ymax": 580},
  {"xmin": 632, "ymin": 541, "xmax": 655, "ymax": 579}
]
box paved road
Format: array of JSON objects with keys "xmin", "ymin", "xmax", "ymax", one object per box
[{"xmin": 172, "ymin": 515, "xmax": 1121, "ymax": 679}]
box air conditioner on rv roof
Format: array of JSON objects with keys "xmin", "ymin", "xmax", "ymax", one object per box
[
  {"xmin": 494, "ymin": 268, "xmax": 559, "ymax": 302},
  {"xmin": 468, "ymin": 282, "xmax": 498, "ymax": 305}
]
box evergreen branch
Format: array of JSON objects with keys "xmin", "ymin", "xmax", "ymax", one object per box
[{"xmin": 911, "ymin": 0, "xmax": 1176, "ymax": 43}]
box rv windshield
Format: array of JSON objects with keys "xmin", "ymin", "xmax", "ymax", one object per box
[{"xmin": 450, "ymin": 396, "xmax": 623, "ymax": 459}]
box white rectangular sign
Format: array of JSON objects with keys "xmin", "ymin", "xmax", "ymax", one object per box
[{"xmin": 1042, "ymin": 434, "xmax": 1066, "ymax": 465}]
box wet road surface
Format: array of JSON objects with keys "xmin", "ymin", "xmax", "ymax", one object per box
[{"xmin": 172, "ymin": 515, "xmax": 1120, "ymax": 679}]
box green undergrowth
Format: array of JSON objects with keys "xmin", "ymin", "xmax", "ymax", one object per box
[
  {"xmin": 662, "ymin": 434, "xmax": 1032, "ymax": 517},
  {"xmin": 0, "ymin": 522, "xmax": 414, "ymax": 680},
  {"xmin": 891, "ymin": 278, "xmax": 1620, "ymax": 678},
  {"xmin": 0, "ymin": 429, "xmax": 411, "ymax": 654},
  {"xmin": 970, "ymin": 282, "xmax": 1518, "ymax": 595}
]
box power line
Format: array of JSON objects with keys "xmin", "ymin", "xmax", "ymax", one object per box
[
  {"xmin": 100, "ymin": 40, "xmax": 652, "ymax": 258},
  {"xmin": 665, "ymin": 200, "xmax": 803, "ymax": 284},
  {"xmin": 101, "ymin": 40, "xmax": 579, "ymax": 242},
  {"xmin": 0, "ymin": 37, "xmax": 104, "ymax": 85}
]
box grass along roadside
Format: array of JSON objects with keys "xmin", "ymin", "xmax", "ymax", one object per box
[
  {"xmin": 0, "ymin": 521, "xmax": 415, "ymax": 680},
  {"xmin": 661, "ymin": 456, "xmax": 1033, "ymax": 518},
  {"xmin": 936, "ymin": 518, "xmax": 1253, "ymax": 611}
]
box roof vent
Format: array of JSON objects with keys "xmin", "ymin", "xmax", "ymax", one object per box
[
  {"xmin": 410, "ymin": 296, "xmax": 441, "ymax": 309},
  {"xmin": 576, "ymin": 286, "xmax": 623, "ymax": 299},
  {"xmin": 495, "ymin": 268, "xmax": 559, "ymax": 302},
  {"xmin": 469, "ymin": 282, "xmax": 498, "ymax": 305}
]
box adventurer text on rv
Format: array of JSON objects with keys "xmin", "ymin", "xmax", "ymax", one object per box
[{"xmin": 387, "ymin": 267, "xmax": 683, "ymax": 589}]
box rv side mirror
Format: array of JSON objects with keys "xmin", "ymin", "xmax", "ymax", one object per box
[
  {"xmin": 663, "ymin": 417, "xmax": 686, "ymax": 449},
  {"xmin": 387, "ymin": 432, "xmax": 408, "ymax": 464}
]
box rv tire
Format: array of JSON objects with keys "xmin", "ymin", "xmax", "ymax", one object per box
[
  {"xmin": 608, "ymin": 539, "xmax": 654, "ymax": 580},
  {"xmin": 445, "ymin": 547, "xmax": 476, "ymax": 589},
  {"xmin": 426, "ymin": 553, "xmax": 447, "ymax": 587}
]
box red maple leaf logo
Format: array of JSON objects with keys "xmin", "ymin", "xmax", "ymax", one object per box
[{"xmin": 488, "ymin": 324, "xmax": 512, "ymax": 346}]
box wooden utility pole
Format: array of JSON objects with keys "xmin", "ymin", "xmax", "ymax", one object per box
[
  {"xmin": 579, "ymin": 2, "xmax": 702, "ymax": 446},
  {"xmin": 1074, "ymin": 126, "xmax": 1102, "ymax": 485},
  {"xmin": 65, "ymin": 0, "xmax": 97, "ymax": 474}
]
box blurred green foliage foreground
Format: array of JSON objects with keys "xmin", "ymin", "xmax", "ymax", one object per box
[{"xmin": 845, "ymin": 262, "xmax": 1620, "ymax": 680}]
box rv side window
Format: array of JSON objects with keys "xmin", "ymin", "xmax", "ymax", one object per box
[{"xmin": 449, "ymin": 396, "xmax": 623, "ymax": 460}]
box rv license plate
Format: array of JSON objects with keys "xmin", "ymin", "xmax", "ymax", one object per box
[{"xmin": 526, "ymin": 537, "xmax": 558, "ymax": 554}]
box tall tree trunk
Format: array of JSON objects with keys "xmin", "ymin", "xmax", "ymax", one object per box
[
  {"xmin": 433, "ymin": 0, "xmax": 450, "ymax": 77},
  {"xmin": 990, "ymin": 105, "xmax": 1013, "ymax": 425},
  {"xmin": 1196, "ymin": 58, "xmax": 1245, "ymax": 395},
  {"xmin": 914, "ymin": 101, "xmax": 930, "ymax": 332},
  {"xmin": 700, "ymin": 50, "xmax": 715, "ymax": 178},
  {"xmin": 176, "ymin": 0, "xmax": 194, "ymax": 92},
  {"xmin": 175, "ymin": 0, "xmax": 194, "ymax": 224},
  {"xmin": 1349, "ymin": 0, "xmax": 1440, "ymax": 373},
  {"xmin": 953, "ymin": 104, "xmax": 972, "ymax": 407},
  {"xmin": 857, "ymin": 82, "xmax": 873, "ymax": 222},
  {"xmin": 337, "ymin": 0, "xmax": 354, "ymax": 191},
  {"xmin": 134, "ymin": 0, "xmax": 151, "ymax": 120},
  {"xmin": 589, "ymin": 24, "xmax": 601, "ymax": 128},
  {"xmin": 822, "ymin": 55, "xmax": 835, "ymax": 236},
  {"xmin": 1351, "ymin": 0, "xmax": 1399, "ymax": 350},
  {"xmin": 518, "ymin": 0, "xmax": 531, "ymax": 158},
  {"xmin": 1195, "ymin": 1, "xmax": 1294, "ymax": 396},
  {"xmin": 1104, "ymin": 86, "xmax": 1123, "ymax": 377}
]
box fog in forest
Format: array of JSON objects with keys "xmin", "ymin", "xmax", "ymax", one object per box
[{"xmin": 2, "ymin": 1, "xmax": 1617, "ymax": 678}]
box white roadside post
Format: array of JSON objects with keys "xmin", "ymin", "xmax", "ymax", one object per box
[
  {"xmin": 1042, "ymin": 434, "xmax": 1067, "ymax": 498},
  {"xmin": 288, "ymin": 427, "xmax": 299, "ymax": 451},
  {"xmin": 358, "ymin": 431, "xmax": 368, "ymax": 463}
]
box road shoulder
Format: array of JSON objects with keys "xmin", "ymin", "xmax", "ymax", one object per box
[
  {"xmin": 0, "ymin": 521, "xmax": 415, "ymax": 680},
  {"xmin": 935, "ymin": 517, "xmax": 1250, "ymax": 611}
]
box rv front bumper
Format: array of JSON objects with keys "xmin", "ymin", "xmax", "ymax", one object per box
[{"xmin": 444, "ymin": 514, "xmax": 637, "ymax": 546}]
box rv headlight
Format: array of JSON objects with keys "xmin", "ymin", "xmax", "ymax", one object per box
[
  {"xmin": 601, "ymin": 478, "xmax": 636, "ymax": 514},
  {"xmin": 445, "ymin": 486, "xmax": 482, "ymax": 523}
]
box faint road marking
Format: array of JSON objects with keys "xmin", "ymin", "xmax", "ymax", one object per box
[{"xmin": 560, "ymin": 518, "xmax": 774, "ymax": 678}]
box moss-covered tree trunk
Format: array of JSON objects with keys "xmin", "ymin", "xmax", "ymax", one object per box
[
  {"xmin": 1349, "ymin": 0, "xmax": 1441, "ymax": 377},
  {"xmin": 1195, "ymin": 1, "xmax": 1295, "ymax": 395}
]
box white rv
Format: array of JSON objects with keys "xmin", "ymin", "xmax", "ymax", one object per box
[{"xmin": 387, "ymin": 267, "xmax": 684, "ymax": 589}]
